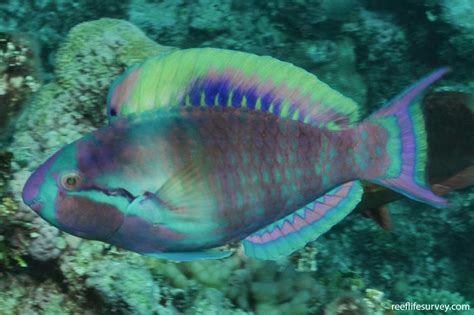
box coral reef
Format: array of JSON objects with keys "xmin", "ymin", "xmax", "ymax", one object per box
[
  {"xmin": 0, "ymin": 274, "xmax": 92, "ymax": 315},
  {"xmin": 27, "ymin": 219, "xmax": 62, "ymax": 262},
  {"xmin": 292, "ymin": 245, "xmax": 318, "ymax": 272},
  {"xmin": 342, "ymin": 9, "xmax": 412, "ymax": 109},
  {"xmin": 315, "ymin": 186, "xmax": 474, "ymax": 303},
  {"xmin": 4, "ymin": 18, "xmax": 173, "ymax": 270},
  {"xmin": 0, "ymin": 0, "xmax": 129, "ymax": 71},
  {"xmin": 439, "ymin": 0, "xmax": 474, "ymax": 62},
  {"xmin": 127, "ymin": 0, "xmax": 190, "ymax": 47},
  {"xmin": 0, "ymin": 196, "xmax": 22, "ymax": 268},
  {"xmin": 1, "ymin": 151, "xmax": 28, "ymax": 269},
  {"xmin": 0, "ymin": 32, "xmax": 42, "ymax": 141},
  {"xmin": 405, "ymin": 288, "xmax": 469, "ymax": 315},
  {"xmin": 0, "ymin": 150, "xmax": 13, "ymax": 196},
  {"xmin": 247, "ymin": 260, "xmax": 323, "ymax": 315},
  {"xmin": 55, "ymin": 18, "xmax": 176, "ymax": 125},
  {"xmin": 85, "ymin": 260, "xmax": 163, "ymax": 314}
]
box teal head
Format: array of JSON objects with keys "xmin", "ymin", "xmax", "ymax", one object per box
[{"xmin": 22, "ymin": 141, "xmax": 126, "ymax": 241}]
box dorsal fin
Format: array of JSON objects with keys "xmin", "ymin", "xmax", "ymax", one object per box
[{"xmin": 107, "ymin": 48, "xmax": 361, "ymax": 130}]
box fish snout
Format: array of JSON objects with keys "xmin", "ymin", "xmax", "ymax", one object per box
[
  {"xmin": 27, "ymin": 199, "xmax": 44, "ymax": 213},
  {"xmin": 22, "ymin": 169, "xmax": 47, "ymax": 213},
  {"xmin": 22, "ymin": 150, "xmax": 62, "ymax": 213}
]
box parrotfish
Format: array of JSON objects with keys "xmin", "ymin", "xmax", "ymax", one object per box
[{"xmin": 22, "ymin": 48, "xmax": 449, "ymax": 261}]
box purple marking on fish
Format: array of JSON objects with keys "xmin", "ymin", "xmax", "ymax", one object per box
[
  {"xmin": 233, "ymin": 88, "xmax": 245, "ymax": 108},
  {"xmin": 189, "ymin": 83, "xmax": 202, "ymax": 106},
  {"xmin": 22, "ymin": 150, "xmax": 61, "ymax": 206},
  {"xmin": 189, "ymin": 68, "xmax": 357, "ymax": 131},
  {"xmin": 76, "ymin": 128, "xmax": 129, "ymax": 178},
  {"xmin": 190, "ymin": 68, "xmax": 296, "ymax": 114},
  {"xmin": 55, "ymin": 192, "xmax": 124, "ymax": 240},
  {"xmin": 245, "ymin": 87, "xmax": 259, "ymax": 109},
  {"xmin": 371, "ymin": 68, "xmax": 451, "ymax": 187}
]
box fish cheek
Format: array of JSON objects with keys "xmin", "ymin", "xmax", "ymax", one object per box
[{"xmin": 55, "ymin": 192, "xmax": 124, "ymax": 241}]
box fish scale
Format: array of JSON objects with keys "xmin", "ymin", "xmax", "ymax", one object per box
[{"xmin": 162, "ymin": 108, "xmax": 359, "ymax": 239}]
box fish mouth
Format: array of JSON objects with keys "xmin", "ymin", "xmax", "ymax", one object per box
[
  {"xmin": 22, "ymin": 177, "xmax": 44, "ymax": 213},
  {"xmin": 26, "ymin": 198, "xmax": 44, "ymax": 213}
]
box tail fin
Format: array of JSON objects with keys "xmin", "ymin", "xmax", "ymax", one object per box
[{"xmin": 360, "ymin": 68, "xmax": 450, "ymax": 208}]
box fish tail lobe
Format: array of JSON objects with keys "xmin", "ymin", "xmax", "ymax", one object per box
[{"xmin": 357, "ymin": 68, "xmax": 450, "ymax": 208}]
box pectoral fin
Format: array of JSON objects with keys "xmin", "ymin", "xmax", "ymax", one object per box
[
  {"xmin": 151, "ymin": 156, "xmax": 220, "ymax": 227},
  {"xmin": 127, "ymin": 156, "xmax": 219, "ymax": 235},
  {"xmin": 126, "ymin": 192, "xmax": 165, "ymax": 223}
]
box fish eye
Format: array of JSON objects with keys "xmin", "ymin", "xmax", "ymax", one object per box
[{"xmin": 61, "ymin": 173, "xmax": 83, "ymax": 191}]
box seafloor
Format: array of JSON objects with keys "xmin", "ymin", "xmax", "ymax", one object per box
[{"xmin": 0, "ymin": 1, "xmax": 473, "ymax": 314}]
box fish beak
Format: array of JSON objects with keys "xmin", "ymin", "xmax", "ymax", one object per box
[
  {"xmin": 28, "ymin": 199, "xmax": 44, "ymax": 213},
  {"xmin": 22, "ymin": 149, "xmax": 62, "ymax": 213},
  {"xmin": 22, "ymin": 182, "xmax": 44, "ymax": 213},
  {"xmin": 22, "ymin": 169, "xmax": 46, "ymax": 213}
]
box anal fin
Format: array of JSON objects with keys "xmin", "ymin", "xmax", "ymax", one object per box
[
  {"xmin": 242, "ymin": 181, "xmax": 363, "ymax": 260},
  {"xmin": 144, "ymin": 250, "xmax": 233, "ymax": 262}
]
